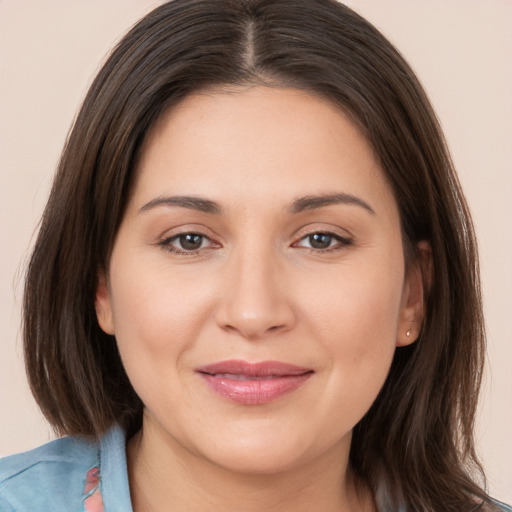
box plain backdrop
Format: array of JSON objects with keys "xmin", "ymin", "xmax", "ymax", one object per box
[{"xmin": 1, "ymin": 0, "xmax": 511, "ymax": 504}]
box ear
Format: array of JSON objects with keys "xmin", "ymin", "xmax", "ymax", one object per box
[
  {"xmin": 95, "ymin": 269, "xmax": 115, "ymax": 335},
  {"xmin": 396, "ymin": 241, "xmax": 431, "ymax": 347}
]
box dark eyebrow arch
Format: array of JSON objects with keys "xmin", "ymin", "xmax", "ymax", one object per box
[
  {"xmin": 139, "ymin": 195, "xmax": 222, "ymax": 215},
  {"xmin": 289, "ymin": 193, "xmax": 376, "ymax": 216}
]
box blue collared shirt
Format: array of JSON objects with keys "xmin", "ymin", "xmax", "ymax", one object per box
[{"xmin": 1, "ymin": 426, "xmax": 510, "ymax": 512}]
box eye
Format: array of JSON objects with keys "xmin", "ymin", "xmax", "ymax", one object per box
[
  {"xmin": 159, "ymin": 232, "xmax": 214, "ymax": 254},
  {"xmin": 295, "ymin": 232, "xmax": 352, "ymax": 252}
]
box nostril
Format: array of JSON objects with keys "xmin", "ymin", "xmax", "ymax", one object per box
[{"xmin": 213, "ymin": 282, "xmax": 296, "ymax": 339}]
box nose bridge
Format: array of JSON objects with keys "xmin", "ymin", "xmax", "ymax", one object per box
[{"xmin": 216, "ymin": 235, "xmax": 294, "ymax": 339}]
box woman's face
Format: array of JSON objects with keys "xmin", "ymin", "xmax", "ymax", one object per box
[{"xmin": 96, "ymin": 86, "xmax": 422, "ymax": 474}]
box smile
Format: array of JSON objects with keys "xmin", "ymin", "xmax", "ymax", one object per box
[{"xmin": 196, "ymin": 360, "xmax": 313, "ymax": 405}]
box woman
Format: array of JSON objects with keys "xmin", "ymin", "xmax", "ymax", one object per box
[{"xmin": 0, "ymin": 1, "xmax": 509, "ymax": 510}]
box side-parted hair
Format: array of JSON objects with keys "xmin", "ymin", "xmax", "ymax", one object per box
[{"xmin": 23, "ymin": 1, "xmax": 492, "ymax": 510}]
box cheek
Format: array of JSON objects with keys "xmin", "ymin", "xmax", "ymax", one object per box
[
  {"xmin": 107, "ymin": 256, "xmax": 216, "ymax": 385},
  {"xmin": 303, "ymin": 259, "xmax": 404, "ymax": 347},
  {"xmin": 299, "ymin": 255, "xmax": 404, "ymax": 405}
]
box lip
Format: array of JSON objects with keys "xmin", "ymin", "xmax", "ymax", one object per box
[{"xmin": 196, "ymin": 360, "xmax": 313, "ymax": 405}]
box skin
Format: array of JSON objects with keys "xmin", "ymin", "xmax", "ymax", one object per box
[{"xmin": 96, "ymin": 86, "xmax": 426, "ymax": 511}]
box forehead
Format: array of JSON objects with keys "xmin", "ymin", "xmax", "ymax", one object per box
[{"xmin": 131, "ymin": 86, "xmax": 397, "ymax": 218}]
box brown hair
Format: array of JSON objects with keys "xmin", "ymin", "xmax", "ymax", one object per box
[{"xmin": 23, "ymin": 1, "xmax": 494, "ymax": 510}]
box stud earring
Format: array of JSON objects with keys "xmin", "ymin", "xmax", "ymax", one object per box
[{"xmin": 406, "ymin": 330, "xmax": 411, "ymax": 337}]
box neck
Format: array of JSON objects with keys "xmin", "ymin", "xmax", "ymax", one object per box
[{"xmin": 127, "ymin": 417, "xmax": 375, "ymax": 512}]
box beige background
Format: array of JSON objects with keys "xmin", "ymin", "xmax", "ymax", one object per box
[{"xmin": 1, "ymin": 0, "xmax": 510, "ymax": 504}]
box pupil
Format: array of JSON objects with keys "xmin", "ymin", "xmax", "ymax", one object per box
[
  {"xmin": 310, "ymin": 233, "xmax": 331, "ymax": 249},
  {"xmin": 180, "ymin": 234, "xmax": 202, "ymax": 250}
]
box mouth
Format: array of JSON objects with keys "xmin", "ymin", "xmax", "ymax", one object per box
[{"xmin": 195, "ymin": 360, "xmax": 314, "ymax": 405}]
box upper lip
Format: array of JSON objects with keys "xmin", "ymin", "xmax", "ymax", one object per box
[{"xmin": 196, "ymin": 360, "xmax": 313, "ymax": 377}]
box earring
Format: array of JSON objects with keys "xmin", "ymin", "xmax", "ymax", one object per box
[{"xmin": 406, "ymin": 330, "xmax": 411, "ymax": 337}]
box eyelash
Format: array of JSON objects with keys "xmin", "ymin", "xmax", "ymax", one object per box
[
  {"xmin": 158, "ymin": 230, "xmax": 353, "ymax": 256},
  {"xmin": 158, "ymin": 233, "xmax": 217, "ymax": 256},
  {"xmin": 294, "ymin": 232, "xmax": 353, "ymax": 252},
  {"xmin": 158, "ymin": 231, "xmax": 353, "ymax": 256}
]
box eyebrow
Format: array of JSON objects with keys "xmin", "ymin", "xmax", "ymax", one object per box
[
  {"xmin": 139, "ymin": 192, "xmax": 375, "ymax": 216},
  {"xmin": 289, "ymin": 193, "xmax": 376, "ymax": 215},
  {"xmin": 139, "ymin": 195, "xmax": 222, "ymax": 215}
]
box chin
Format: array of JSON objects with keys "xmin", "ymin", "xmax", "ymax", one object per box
[
  {"xmin": 208, "ymin": 442, "xmax": 308, "ymax": 475},
  {"xmin": 195, "ymin": 424, "xmax": 337, "ymax": 476}
]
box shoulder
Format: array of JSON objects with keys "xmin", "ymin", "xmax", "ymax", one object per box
[
  {"xmin": 492, "ymin": 500, "xmax": 512, "ymax": 512},
  {"xmin": 0, "ymin": 432, "xmax": 106, "ymax": 511}
]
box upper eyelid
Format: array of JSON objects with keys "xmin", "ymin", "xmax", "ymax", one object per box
[
  {"xmin": 159, "ymin": 229, "xmax": 351, "ymax": 253},
  {"xmin": 160, "ymin": 227, "xmax": 349, "ymax": 239},
  {"xmin": 296, "ymin": 231, "xmax": 348, "ymax": 241},
  {"xmin": 293, "ymin": 231, "xmax": 352, "ymax": 249},
  {"xmin": 158, "ymin": 232, "xmax": 218, "ymax": 256},
  {"xmin": 293, "ymin": 224, "xmax": 353, "ymax": 241},
  {"xmin": 163, "ymin": 232, "xmax": 217, "ymax": 248},
  {"xmin": 158, "ymin": 224, "xmax": 353, "ymax": 241},
  {"xmin": 159, "ymin": 224, "xmax": 218, "ymax": 241}
]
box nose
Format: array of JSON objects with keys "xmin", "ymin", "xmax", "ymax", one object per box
[{"xmin": 214, "ymin": 242, "xmax": 296, "ymax": 340}]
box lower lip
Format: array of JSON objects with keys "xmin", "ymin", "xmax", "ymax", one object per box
[{"xmin": 198, "ymin": 373, "xmax": 312, "ymax": 405}]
